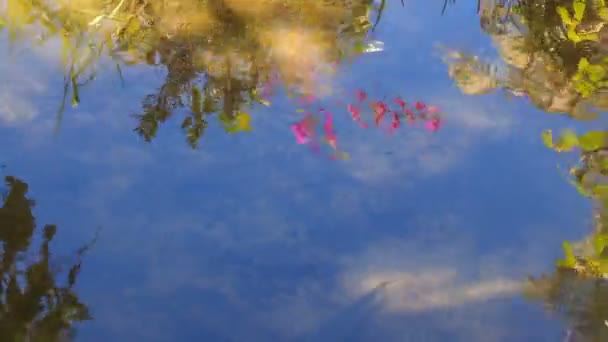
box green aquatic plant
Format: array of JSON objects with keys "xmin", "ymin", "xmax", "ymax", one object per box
[
  {"xmin": 556, "ymin": 238, "xmax": 608, "ymax": 277},
  {"xmin": 573, "ymin": 57, "xmax": 608, "ymax": 97},
  {"xmin": 557, "ymin": 0, "xmax": 601, "ymax": 42},
  {"xmin": 542, "ymin": 129, "xmax": 608, "ymax": 152},
  {"xmin": 541, "ymin": 128, "xmax": 608, "ymax": 278}
]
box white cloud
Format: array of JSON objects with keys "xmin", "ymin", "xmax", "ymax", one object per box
[
  {"xmin": 349, "ymin": 269, "xmax": 521, "ymax": 312},
  {"xmin": 0, "ymin": 51, "xmax": 49, "ymax": 125}
]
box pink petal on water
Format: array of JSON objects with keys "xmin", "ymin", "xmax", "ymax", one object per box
[
  {"xmin": 355, "ymin": 89, "xmax": 367, "ymax": 102},
  {"xmin": 393, "ymin": 97, "xmax": 406, "ymax": 109},
  {"xmin": 424, "ymin": 118, "xmax": 441, "ymax": 132},
  {"xmin": 427, "ymin": 105, "xmax": 440, "ymax": 114},
  {"xmin": 291, "ymin": 124, "xmax": 310, "ymax": 144}
]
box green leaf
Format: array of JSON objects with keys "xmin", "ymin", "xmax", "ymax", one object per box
[
  {"xmin": 71, "ymin": 77, "xmax": 79, "ymax": 107},
  {"xmin": 570, "ymin": 179, "xmax": 593, "ymax": 197},
  {"xmin": 555, "ymin": 130, "xmax": 580, "ymax": 151},
  {"xmin": 601, "ymin": 246, "xmax": 608, "ymax": 259},
  {"xmin": 592, "ymin": 184, "xmax": 608, "ymax": 198},
  {"xmin": 600, "ymin": 7, "xmax": 608, "ymax": 20},
  {"xmin": 578, "ymin": 57, "xmax": 591, "ymax": 71},
  {"xmin": 573, "ymin": 0, "xmax": 586, "ymax": 22},
  {"xmin": 542, "ymin": 130, "xmax": 554, "ymax": 148},
  {"xmin": 588, "ymin": 65, "xmax": 607, "ymax": 82},
  {"xmin": 352, "ymin": 40, "xmax": 366, "ymax": 54},
  {"xmin": 557, "ymin": 241, "xmax": 577, "ymax": 268},
  {"xmin": 0, "ymin": 18, "xmax": 5, "ymax": 26},
  {"xmin": 224, "ymin": 112, "xmax": 252, "ymax": 134},
  {"xmin": 557, "ymin": 6, "xmax": 574, "ymax": 25},
  {"xmin": 594, "ymin": 234, "xmax": 608, "ymax": 256},
  {"xmin": 568, "ymin": 29, "xmax": 582, "ymax": 42},
  {"xmin": 579, "ymin": 32, "xmax": 599, "ymax": 42},
  {"xmin": 577, "ymin": 131, "xmax": 608, "ymax": 151}
]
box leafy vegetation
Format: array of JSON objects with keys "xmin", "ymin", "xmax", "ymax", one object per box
[{"xmin": 441, "ymin": 0, "xmax": 608, "ymax": 119}]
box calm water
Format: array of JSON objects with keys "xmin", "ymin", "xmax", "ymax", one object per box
[{"xmin": 1, "ymin": 0, "xmax": 607, "ymax": 341}]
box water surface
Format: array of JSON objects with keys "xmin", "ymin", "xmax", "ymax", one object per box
[{"xmin": 0, "ymin": 1, "xmax": 606, "ymax": 341}]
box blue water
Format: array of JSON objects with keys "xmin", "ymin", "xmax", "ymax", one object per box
[{"xmin": 0, "ymin": 1, "xmax": 598, "ymax": 341}]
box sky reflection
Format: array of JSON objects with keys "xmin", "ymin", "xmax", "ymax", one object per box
[{"xmin": 0, "ymin": 0, "xmax": 597, "ymax": 341}]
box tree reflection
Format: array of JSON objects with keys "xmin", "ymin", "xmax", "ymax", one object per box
[
  {"xmin": 0, "ymin": 0, "xmax": 383, "ymax": 147},
  {"xmin": 0, "ymin": 175, "xmax": 93, "ymax": 342},
  {"xmin": 441, "ymin": 0, "xmax": 608, "ymax": 120},
  {"xmin": 441, "ymin": 1, "xmax": 608, "ymax": 339}
]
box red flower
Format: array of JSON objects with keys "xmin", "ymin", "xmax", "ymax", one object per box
[{"xmin": 415, "ymin": 101, "xmax": 426, "ymax": 111}]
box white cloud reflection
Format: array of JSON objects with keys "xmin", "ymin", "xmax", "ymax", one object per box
[{"xmin": 349, "ymin": 269, "xmax": 521, "ymax": 312}]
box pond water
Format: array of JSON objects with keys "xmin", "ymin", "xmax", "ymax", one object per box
[{"xmin": 1, "ymin": 0, "xmax": 608, "ymax": 341}]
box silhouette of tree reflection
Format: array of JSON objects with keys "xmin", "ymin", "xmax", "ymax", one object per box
[{"xmin": 0, "ymin": 176, "xmax": 93, "ymax": 342}]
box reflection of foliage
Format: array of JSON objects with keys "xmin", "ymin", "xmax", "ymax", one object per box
[
  {"xmin": 0, "ymin": 176, "xmax": 93, "ymax": 341},
  {"xmin": 1, "ymin": 0, "xmax": 389, "ymax": 148},
  {"xmin": 441, "ymin": 0, "xmax": 608, "ymax": 118},
  {"xmin": 444, "ymin": 1, "xmax": 608, "ymax": 337},
  {"xmin": 525, "ymin": 269, "xmax": 608, "ymax": 341},
  {"xmin": 528, "ymin": 127, "xmax": 608, "ymax": 339},
  {"xmin": 557, "ymin": 0, "xmax": 605, "ymax": 43},
  {"xmin": 541, "ymin": 128, "xmax": 608, "ymax": 279},
  {"xmin": 1, "ymin": 0, "xmax": 113, "ymax": 131},
  {"xmin": 573, "ymin": 56, "xmax": 608, "ymax": 96}
]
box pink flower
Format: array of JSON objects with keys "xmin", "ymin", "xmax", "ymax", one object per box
[
  {"xmin": 387, "ymin": 111, "xmax": 401, "ymax": 134},
  {"xmin": 405, "ymin": 108, "xmax": 415, "ymax": 119},
  {"xmin": 291, "ymin": 114, "xmax": 317, "ymax": 144},
  {"xmin": 347, "ymin": 104, "xmax": 368, "ymax": 128},
  {"xmin": 321, "ymin": 110, "xmax": 338, "ymax": 149},
  {"xmin": 415, "ymin": 101, "xmax": 426, "ymax": 111},
  {"xmin": 355, "ymin": 89, "xmax": 367, "ymax": 102},
  {"xmin": 424, "ymin": 118, "xmax": 441, "ymax": 132},
  {"xmin": 393, "ymin": 97, "xmax": 406, "ymax": 110},
  {"xmin": 427, "ymin": 105, "xmax": 440, "ymax": 115},
  {"xmin": 291, "ymin": 123, "xmax": 311, "ymax": 144},
  {"xmin": 372, "ymin": 101, "xmax": 389, "ymax": 126}
]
